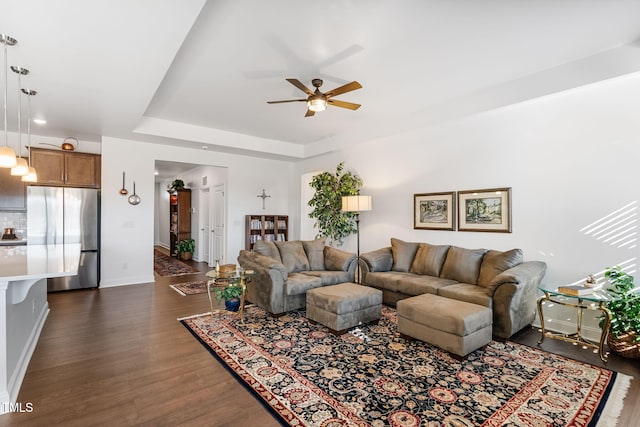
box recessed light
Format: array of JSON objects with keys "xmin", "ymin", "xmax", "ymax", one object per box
[
  {"xmin": 154, "ymin": 170, "xmax": 159, "ymax": 175},
  {"xmin": 33, "ymin": 118, "xmax": 46, "ymax": 125},
  {"xmin": 202, "ymin": 145, "xmax": 208, "ymax": 150}
]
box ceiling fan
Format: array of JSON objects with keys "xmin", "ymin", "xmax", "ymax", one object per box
[{"xmin": 267, "ymin": 78, "xmax": 362, "ymax": 117}]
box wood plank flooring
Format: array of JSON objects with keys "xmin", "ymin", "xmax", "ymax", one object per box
[{"xmin": 0, "ymin": 249, "xmax": 637, "ymax": 426}]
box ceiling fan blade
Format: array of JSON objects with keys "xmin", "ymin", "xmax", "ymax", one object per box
[
  {"xmin": 304, "ymin": 109, "xmax": 316, "ymax": 117},
  {"xmin": 327, "ymin": 99, "xmax": 361, "ymax": 110},
  {"xmin": 286, "ymin": 78, "xmax": 314, "ymax": 96},
  {"xmin": 324, "ymin": 81, "xmax": 362, "ymax": 98},
  {"xmin": 267, "ymin": 99, "xmax": 307, "ymax": 104}
]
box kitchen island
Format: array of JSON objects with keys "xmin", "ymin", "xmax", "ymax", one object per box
[{"xmin": 0, "ymin": 244, "xmax": 80, "ymax": 414}]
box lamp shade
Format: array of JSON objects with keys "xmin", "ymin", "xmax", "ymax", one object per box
[
  {"xmin": 0, "ymin": 146, "xmax": 17, "ymax": 168},
  {"xmin": 10, "ymin": 157, "xmax": 28, "ymax": 175},
  {"xmin": 342, "ymin": 195, "xmax": 372, "ymax": 212},
  {"xmin": 21, "ymin": 166, "xmax": 37, "ymax": 182}
]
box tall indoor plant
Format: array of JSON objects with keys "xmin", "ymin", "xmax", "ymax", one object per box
[
  {"xmin": 308, "ymin": 162, "xmax": 363, "ymax": 246},
  {"xmin": 600, "ymin": 266, "xmax": 640, "ymax": 358}
]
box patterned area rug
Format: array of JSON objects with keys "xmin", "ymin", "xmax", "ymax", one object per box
[
  {"xmin": 153, "ymin": 249, "xmax": 197, "ymax": 277},
  {"xmin": 170, "ymin": 280, "xmax": 208, "ymax": 296},
  {"xmin": 180, "ymin": 307, "xmax": 630, "ymax": 427}
]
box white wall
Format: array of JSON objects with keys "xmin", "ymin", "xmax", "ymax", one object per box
[
  {"xmin": 100, "ymin": 137, "xmax": 293, "ymax": 287},
  {"xmin": 294, "ymin": 72, "xmax": 640, "ymax": 287}
]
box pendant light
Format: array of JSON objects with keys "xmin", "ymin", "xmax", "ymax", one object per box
[
  {"xmin": 21, "ymin": 88, "xmax": 37, "ymax": 182},
  {"xmin": 0, "ymin": 34, "xmax": 17, "ymax": 168},
  {"xmin": 10, "ymin": 66, "xmax": 29, "ymax": 175}
]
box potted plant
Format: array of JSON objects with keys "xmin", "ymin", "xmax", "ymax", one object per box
[
  {"xmin": 308, "ymin": 162, "xmax": 363, "ymax": 246},
  {"xmin": 214, "ymin": 283, "xmax": 243, "ymax": 312},
  {"xmin": 167, "ymin": 179, "xmax": 185, "ymax": 193},
  {"xmin": 599, "ymin": 266, "xmax": 640, "ymax": 358},
  {"xmin": 176, "ymin": 238, "xmax": 195, "ymax": 261}
]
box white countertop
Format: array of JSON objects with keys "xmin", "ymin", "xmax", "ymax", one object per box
[{"xmin": 0, "ymin": 244, "xmax": 81, "ymax": 281}]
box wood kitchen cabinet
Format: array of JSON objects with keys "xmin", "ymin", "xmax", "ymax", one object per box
[
  {"xmin": 0, "ymin": 166, "xmax": 27, "ymax": 211},
  {"xmin": 30, "ymin": 148, "xmax": 101, "ymax": 188}
]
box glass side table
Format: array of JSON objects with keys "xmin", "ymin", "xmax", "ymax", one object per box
[
  {"xmin": 205, "ymin": 269, "xmax": 255, "ymax": 322},
  {"xmin": 537, "ymin": 286, "xmax": 613, "ymax": 362}
]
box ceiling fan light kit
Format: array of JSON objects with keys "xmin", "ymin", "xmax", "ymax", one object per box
[{"xmin": 268, "ymin": 77, "xmax": 362, "ymax": 117}]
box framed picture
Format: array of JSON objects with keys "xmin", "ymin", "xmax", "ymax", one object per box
[
  {"xmin": 413, "ymin": 192, "xmax": 456, "ymax": 230},
  {"xmin": 458, "ymin": 187, "xmax": 511, "ymax": 232}
]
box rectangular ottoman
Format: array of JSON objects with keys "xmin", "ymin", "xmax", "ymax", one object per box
[
  {"xmin": 306, "ymin": 282, "xmax": 382, "ymax": 335},
  {"xmin": 397, "ymin": 293, "xmax": 492, "ymax": 358}
]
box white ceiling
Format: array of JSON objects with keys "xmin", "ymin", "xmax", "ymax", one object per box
[{"xmin": 3, "ymin": 1, "xmax": 640, "ymax": 162}]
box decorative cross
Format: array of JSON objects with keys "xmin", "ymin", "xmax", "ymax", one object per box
[{"xmin": 257, "ymin": 189, "xmax": 271, "ymax": 210}]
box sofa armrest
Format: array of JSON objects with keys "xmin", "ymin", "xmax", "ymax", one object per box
[
  {"xmin": 360, "ymin": 247, "xmax": 393, "ymax": 272},
  {"xmin": 491, "ymin": 261, "xmax": 547, "ymax": 339},
  {"xmin": 237, "ymin": 250, "xmax": 288, "ymax": 314},
  {"xmin": 324, "ymin": 246, "xmax": 357, "ymax": 272}
]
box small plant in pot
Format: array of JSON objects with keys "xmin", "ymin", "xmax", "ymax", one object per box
[
  {"xmin": 599, "ymin": 266, "xmax": 640, "ymax": 358},
  {"xmin": 176, "ymin": 238, "xmax": 195, "ymax": 261},
  {"xmin": 167, "ymin": 179, "xmax": 185, "ymax": 193},
  {"xmin": 214, "ymin": 283, "xmax": 243, "ymax": 312}
]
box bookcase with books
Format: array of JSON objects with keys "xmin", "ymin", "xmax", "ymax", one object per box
[{"xmin": 245, "ymin": 215, "xmax": 288, "ymax": 250}]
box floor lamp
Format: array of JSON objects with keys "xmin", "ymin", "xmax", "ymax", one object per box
[{"xmin": 342, "ymin": 195, "xmax": 372, "ymax": 284}]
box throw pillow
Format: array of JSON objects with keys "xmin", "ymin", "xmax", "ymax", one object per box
[
  {"xmin": 302, "ymin": 238, "xmax": 326, "ymax": 270},
  {"xmin": 477, "ymin": 249, "xmax": 523, "ymax": 288},
  {"xmin": 440, "ymin": 246, "xmax": 488, "ymax": 284},
  {"xmin": 275, "ymin": 241, "xmax": 310, "ymax": 273},
  {"xmin": 391, "ymin": 238, "xmax": 420, "ymax": 272},
  {"xmin": 409, "ymin": 243, "xmax": 451, "ymax": 276},
  {"xmin": 253, "ymin": 240, "xmax": 282, "ymax": 263}
]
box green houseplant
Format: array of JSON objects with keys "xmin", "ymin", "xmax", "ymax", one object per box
[
  {"xmin": 599, "ymin": 266, "xmax": 640, "ymax": 358},
  {"xmin": 214, "ymin": 283, "xmax": 243, "ymax": 312},
  {"xmin": 167, "ymin": 179, "xmax": 185, "ymax": 193},
  {"xmin": 176, "ymin": 238, "xmax": 195, "ymax": 261},
  {"xmin": 308, "ymin": 162, "xmax": 363, "ymax": 246}
]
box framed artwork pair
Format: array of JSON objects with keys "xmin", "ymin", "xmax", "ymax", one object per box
[{"xmin": 413, "ymin": 188, "xmax": 511, "ymax": 232}]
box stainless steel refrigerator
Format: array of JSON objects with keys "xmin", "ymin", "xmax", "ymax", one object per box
[{"xmin": 27, "ymin": 186, "xmax": 100, "ymax": 291}]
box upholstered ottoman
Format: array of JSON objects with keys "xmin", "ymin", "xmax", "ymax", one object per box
[
  {"xmin": 306, "ymin": 283, "xmax": 382, "ymax": 335},
  {"xmin": 397, "ymin": 293, "xmax": 492, "ymax": 358}
]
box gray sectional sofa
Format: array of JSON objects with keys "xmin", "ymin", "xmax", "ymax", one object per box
[
  {"xmin": 360, "ymin": 238, "xmax": 547, "ymax": 339},
  {"xmin": 238, "ymin": 239, "xmax": 357, "ymax": 315}
]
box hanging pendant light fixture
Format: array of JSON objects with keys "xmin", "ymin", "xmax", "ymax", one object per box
[
  {"xmin": 0, "ymin": 34, "xmax": 17, "ymax": 168},
  {"xmin": 10, "ymin": 66, "xmax": 29, "ymax": 176},
  {"xmin": 21, "ymin": 88, "xmax": 37, "ymax": 182}
]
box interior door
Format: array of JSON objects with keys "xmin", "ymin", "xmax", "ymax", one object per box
[
  {"xmin": 212, "ymin": 184, "xmax": 225, "ymax": 264},
  {"xmin": 200, "ymin": 187, "xmax": 210, "ymax": 264}
]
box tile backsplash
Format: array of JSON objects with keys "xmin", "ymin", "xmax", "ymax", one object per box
[{"xmin": 0, "ymin": 211, "xmax": 27, "ymax": 238}]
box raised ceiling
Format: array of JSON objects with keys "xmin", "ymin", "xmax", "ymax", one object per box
[{"xmin": 4, "ymin": 1, "xmax": 640, "ymax": 160}]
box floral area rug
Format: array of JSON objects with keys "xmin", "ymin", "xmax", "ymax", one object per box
[
  {"xmin": 180, "ymin": 307, "xmax": 630, "ymax": 427},
  {"xmin": 170, "ymin": 280, "xmax": 208, "ymax": 296},
  {"xmin": 153, "ymin": 249, "xmax": 197, "ymax": 277}
]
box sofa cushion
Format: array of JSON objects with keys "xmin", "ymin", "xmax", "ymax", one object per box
[
  {"xmin": 396, "ymin": 274, "xmax": 457, "ymax": 296},
  {"xmin": 302, "ymin": 270, "xmax": 352, "ymax": 286},
  {"xmin": 477, "ymin": 249, "xmax": 523, "ymax": 288},
  {"xmin": 275, "ymin": 241, "xmax": 310, "ymax": 273},
  {"xmin": 437, "ymin": 283, "xmax": 493, "ymax": 308},
  {"xmin": 409, "ymin": 243, "xmax": 450, "ymax": 276},
  {"xmin": 365, "ymin": 271, "xmax": 415, "ymax": 293},
  {"xmin": 391, "ymin": 238, "xmax": 420, "ymax": 272},
  {"xmin": 285, "ymin": 272, "xmax": 322, "ymax": 295},
  {"xmin": 440, "ymin": 246, "xmax": 487, "ymax": 284},
  {"xmin": 253, "ymin": 240, "xmax": 282, "ymax": 263},
  {"xmin": 302, "ymin": 238, "xmax": 326, "ymax": 270}
]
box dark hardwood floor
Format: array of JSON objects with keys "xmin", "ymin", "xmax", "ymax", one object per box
[{"xmin": 0, "ymin": 248, "xmax": 637, "ymax": 426}]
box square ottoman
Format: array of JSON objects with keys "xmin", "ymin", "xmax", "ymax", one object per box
[
  {"xmin": 397, "ymin": 293, "xmax": 492, "ymax": 358},
  {"xmin": 306, "ymin": 282, "xmax": 382, "ymax": 335}
]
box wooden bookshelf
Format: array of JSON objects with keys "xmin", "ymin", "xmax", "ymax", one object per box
[
  {"xmin": 245, "ymin": 215, "xmax": 288, "ymax": 250},
  {"xmin": 170, "ymin": 189, "xmax": 192, "ymax": 257}
]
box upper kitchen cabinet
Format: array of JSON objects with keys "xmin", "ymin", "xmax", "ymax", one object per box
[
  {"xmin": 0, "ymin": 166, "xmax": 27, "ymax": 211},
  {"xmin": 30, "ymin": 148, "xmax": 101, "ymax": 188}
]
